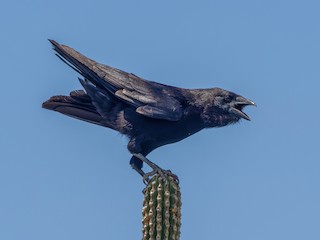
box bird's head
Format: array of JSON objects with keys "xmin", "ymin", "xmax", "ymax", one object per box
[{"xmin": 200, "ymin": 88, "xmax": 256, "ymax": 127}]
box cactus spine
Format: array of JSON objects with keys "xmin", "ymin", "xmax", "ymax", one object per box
[{"xmin": 142, "ymin": 174, "xmax": 181, "ymax": 240}]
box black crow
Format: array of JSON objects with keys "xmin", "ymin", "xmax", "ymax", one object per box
[{"xmin": 43, "ymin": 40, "xmax": 256, "ymax": 180}]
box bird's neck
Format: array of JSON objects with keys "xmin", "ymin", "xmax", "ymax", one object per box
[{"xmin": 201, "ymin": 111, "xmax": 240, "ymax": 128}]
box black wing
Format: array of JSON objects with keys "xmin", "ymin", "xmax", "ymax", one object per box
[{"xmin": 49, "ymin": 40, "xmax": 185, "ymax": 121}]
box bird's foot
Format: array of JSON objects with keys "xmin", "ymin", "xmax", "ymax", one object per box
[
  {"xmin": 133, "ymin": 153, "xmax": 179, "ymax": 185},
  {"xmin": 144, "ymin": 169, "xmax": 179, "ymax": 185}
]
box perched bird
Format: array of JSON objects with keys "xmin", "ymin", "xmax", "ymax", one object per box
[{"xmin": 43, "ymin": 40, "xmax": 256, "ymax": 179}]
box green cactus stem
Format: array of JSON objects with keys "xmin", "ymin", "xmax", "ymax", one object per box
[{"xmin": 142, "ymin": 174, "xmax": 181, "ymax": 240}]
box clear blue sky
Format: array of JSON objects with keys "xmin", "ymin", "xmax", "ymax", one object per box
[{"xmin": 1, "ymin": 0, "xmax": 320, "ymax": 239}]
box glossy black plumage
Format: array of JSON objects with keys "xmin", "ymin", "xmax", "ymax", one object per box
[{"xmin": 43, "ymin": 40, "xmax": 255, "ymax": 172}]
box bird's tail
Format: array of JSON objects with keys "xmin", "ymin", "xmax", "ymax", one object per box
[{"xmin": 42, "ymin": 90, "xmax": 105, "ymax": 126}]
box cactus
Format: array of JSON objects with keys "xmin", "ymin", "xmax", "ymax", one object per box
[{"xmin": 142, "ymin": 174, "xmax": 181, "ymax": 240}]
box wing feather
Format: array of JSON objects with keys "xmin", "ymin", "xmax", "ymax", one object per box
[{"xmin": 49, "ymin": 40, "xmax": 185, "ymax": 121}]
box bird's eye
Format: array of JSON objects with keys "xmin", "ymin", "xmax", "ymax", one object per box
[{"xmin": 225, "ymin": 95, "xmax": 232, "ymax": 102}]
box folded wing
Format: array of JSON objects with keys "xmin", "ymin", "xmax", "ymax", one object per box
[{"xmin": 49, "ymin": 40, "xmax": 184, "ymax": 121}]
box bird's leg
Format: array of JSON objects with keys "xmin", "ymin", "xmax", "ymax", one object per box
[
  {"xmin": 131, "ymin": 164, "xmax": 145, "ymax": 178},
  {"xmin": 131, "ymin": 163, "xmax": 151, "ymax": 185},
  {"xmin": 133, "ymin": 153, "xmax": 163, "ymax": 183},
  {"xmin": 133, "ymin": 153, "xmax": 179, "ymax": 184}
]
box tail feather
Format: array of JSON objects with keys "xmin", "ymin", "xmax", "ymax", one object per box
[{"xmin": 42, "ymin": 93, "xmax": 104, "ymax": 126}]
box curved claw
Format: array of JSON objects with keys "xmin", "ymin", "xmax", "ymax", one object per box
[
  {"xmin": 143, "ymin": 168, "xmax": 179, "ymax": 185},
  {"xmin": 132, "ymin": 153, "xmax": 179, "ymax": 184},
  {"xmin": 165, "ymin": 170, "xmax": 179, "ymax": 184},
  {"xmin": 142, "ymin": 170, "xmax": 157, "ymax": 185}
]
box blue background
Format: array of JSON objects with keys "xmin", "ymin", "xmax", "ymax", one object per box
[{"xmin": 1, "ymin": 0, "xmax": 319, "ymax": 239}]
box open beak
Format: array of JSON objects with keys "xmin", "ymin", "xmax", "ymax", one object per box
[{"xmin": 230, "ymin": 96, "xmax": 256, "ymax": 121}]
